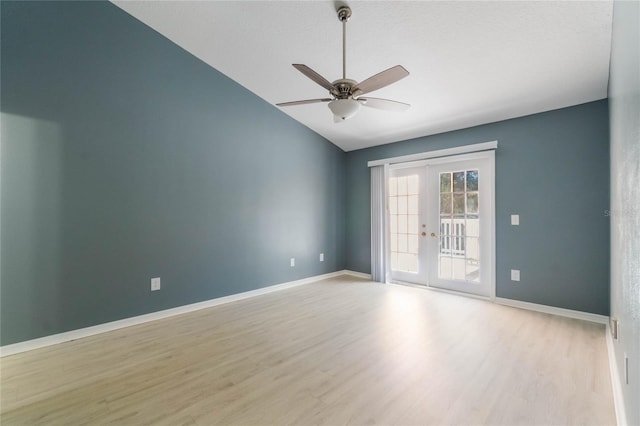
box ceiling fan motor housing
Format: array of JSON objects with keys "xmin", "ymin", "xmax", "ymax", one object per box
[{"xmin": 332, "ymin": 79, "xmax": 357, "ymax": 99}]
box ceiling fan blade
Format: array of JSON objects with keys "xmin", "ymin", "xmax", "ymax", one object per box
[
  {"xmin": 357, "ymin": 97, "xmax": 410, "ymax": 112},
  {"xmin": 353, "ymin": 65, "xmax": 409, "ymax": 96},
  {"xmin": 276, "ymin": 98, "xmax": 332, "ymax": 107},
  {"xmin": 292, "ymin": 64, "xmax": 338, "ymax": 95}
]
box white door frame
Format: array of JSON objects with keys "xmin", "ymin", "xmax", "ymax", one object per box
[
  {"xmin": 425, "ymin": 151, "xmax": 495, "ymax": 298},
  {"xmin": 383, "ymin": 147, "xmax": 496, "ymax": 300}
]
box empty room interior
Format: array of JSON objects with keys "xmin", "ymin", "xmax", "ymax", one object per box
[{"xmin": 1, "ymin": 1, "xmax": 638, "ymax": 425}]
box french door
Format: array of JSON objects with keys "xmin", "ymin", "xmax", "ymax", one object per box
[
  {"xmin": 388, "ymin": 166, "xmax": 428, "ymax": 284},
  {"xmin": 388, "ymin": 152, "xmax": 494, "ymax": 297}
]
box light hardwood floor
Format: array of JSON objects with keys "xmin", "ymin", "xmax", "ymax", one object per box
[{"xmin": 0, "ymin": 276, "xmax": 615, "ymax": 425}]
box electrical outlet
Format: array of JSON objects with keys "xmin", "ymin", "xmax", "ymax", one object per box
[
  {"xmin": 151, "ymin": 277, "xmax": 161, "ymax": 291},
  {"xmin": 290, "ymin": 258, "xmax": 295, "ymax": 267},
  {"xmin": 320, "ymin": 253, "xmax": 324, "ymax": 262},
  {"xmin": 511, "ymin": 214, "xmax": 520, "ymax": 226},
  {"xmin": 511, "ymin": 269, "xmax": 520, "ymax": 281}
]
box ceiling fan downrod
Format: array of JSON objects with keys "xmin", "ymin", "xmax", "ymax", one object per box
[{"xmin": 337, "ymin": 6, "xmax": 351, "ymax": 80}]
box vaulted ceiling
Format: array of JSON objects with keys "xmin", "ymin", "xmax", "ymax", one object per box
[{"xmin": 112, "ymin": 1, "xmax": 613, "ymax": 152}]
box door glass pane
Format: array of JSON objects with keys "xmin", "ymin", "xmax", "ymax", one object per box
[
  {"xmin": 408, "ymin": 215, "xmax": 418, "ymax": 233},
  {"xmin": 466, "ymin": 217, "xmax": 479, "ymax": 237},
  {"xmin": 466, "ymin": 170, "xmax": 478, "ymax": 191},
  {"xmin": 452, "ymin": 257, "xmax": 466, "ymax": 280},
  {"xmin": 439, "ymin": 256, "xmax": 452, "ymax": 279},
  {"xmin": 408, "ymin": 175, "xmax": 419, "ymax": 195},
  {"xmin": 407, "ymin": 256, "xmax": 418, "ymax": 273},
  {"xmin": 453, "ymin": 172, "xmax": 465, "ymax": 192},
  {"xmin": 440, "ymin": 193, "xmax": 452, "ymax": 214},
  {"xmin": 397, "ymin": 176, "xmax": 408, "ymax": 196},
  {"xmin": 398, "ymin": 215, "xmax": 408, "ymax": 234},
  {"xmin": 466, "ymin": 193, "xmax": 478, "ymax": 214},
  {"xmin": 408, "ymin": 235, "xmax": 419, "ymax": 254},
  {"xmin": 389, "ymin": 197, "xmax": 398, "ymax": 214},
  {"xmin": 438, "ymin": 169, "xmax": 481, "ymax": 282},
  {"xmin": 389, "ymin": 174, "xmax": 420, "ymax": 274},
  {"xmin": 453, "ymin": 194, "xmax": 465, "ymax": 215},
  {"xmin": 398, "ymin": 196, "xmax": 408, "ymax": 215},
  {"xmin": 389, "ymin": 177, "xmax": 398, "ymax": 196},
  {"xmin": 465, "ymin": 237, "xmax": 480, "ymax": 282},
  {"xmin": 440, "ymin": 172, "xmax": 451, "ymax": 193},
  {"xmin": 397, "ymin": 234, "xmax": 408, "ymax": 252},
  {"xmin": 408, "ymin": 195, "xmax": 418, "ymax": 214}
]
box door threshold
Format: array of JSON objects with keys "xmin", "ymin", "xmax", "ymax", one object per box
[{"xmin": 388, "ymin": 280, "xmax": 492, "ymax": 302}]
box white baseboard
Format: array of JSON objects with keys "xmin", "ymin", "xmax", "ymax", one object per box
[
  {"xmin": 1, "ymin": 270, "xmax": 359, "ymax": 357},
  {"xmin": 494, "ymin": 297, "xmax": 608, "ymax": 325},
  {"xmin": 342, "ymin": 270, "xmax": 372, "ymax": 280},
  {"xmin": 606, "ymin": 323, "xmax": 628, "ymax": 426}
]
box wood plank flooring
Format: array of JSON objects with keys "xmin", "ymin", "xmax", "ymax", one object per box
[{"xmin": 0, "ymin": 276, "xmax": 616, "ymax": 425}]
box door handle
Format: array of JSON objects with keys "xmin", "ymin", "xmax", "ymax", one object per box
[{"xmin": 422, "ymin": 232, "xmax": 438, "ymax": 237}]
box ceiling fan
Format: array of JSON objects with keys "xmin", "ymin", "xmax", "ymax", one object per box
[{"xmin": 277, "ymin": 6, "xmax": 410, "ymax": 123}]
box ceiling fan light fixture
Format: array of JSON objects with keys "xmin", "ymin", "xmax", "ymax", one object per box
[{"xmin": 328, "ymin": 99, "xmax": 360, "ymax": 121}]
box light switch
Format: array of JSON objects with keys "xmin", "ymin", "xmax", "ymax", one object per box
[
  {"xmin": 511, "ymin": 214, "xmax": 520, "ymax": 226},
  {"xmin": 511, "ymin": 269, "xmax": 520, "ymax": 281}
]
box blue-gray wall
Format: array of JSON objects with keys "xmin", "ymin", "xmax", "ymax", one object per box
[
  {"xmin": 608, "ymin": 0, "xmax": 640, "ymax": 423},
  {"xmin": 345, "ymin": 101, "xmax": 610, "ymax": 315},
  {"xmin": 1, "ymin": 0, "xmax": 613, "ymax": 347},
  {"xmin": 1, "ymin": 1, "xmax": 345, "ymax": 346}
]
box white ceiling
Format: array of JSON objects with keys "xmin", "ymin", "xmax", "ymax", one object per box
[{"xmin": 112, "ymin": 1, "xmax": 613, "ymax": 152}]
